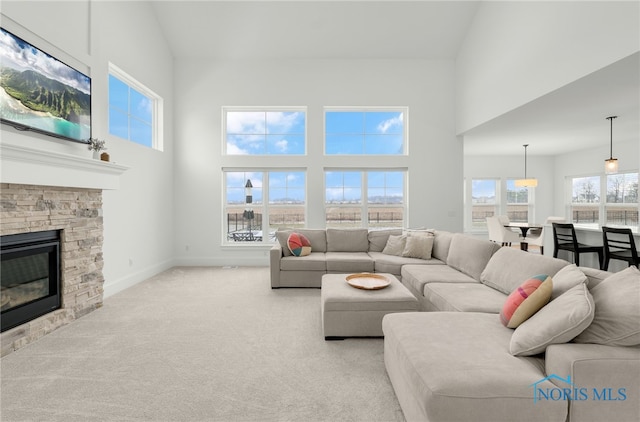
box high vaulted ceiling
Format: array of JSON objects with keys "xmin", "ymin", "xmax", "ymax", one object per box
[
  {"xmin": 151, "ymin": 1, "xmax": 639, "ymax": 157},
  {"xmin": 151, "ymin": 0, "xmax": 480, "ymax": 60}
]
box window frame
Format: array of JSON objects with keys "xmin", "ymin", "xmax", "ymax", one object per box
[
  {"xmin": 222, "ymin": 169, "xmax": 307, "ymax": 245},
  {"xmin": 324, "ymin": 169, "xmax": 407, "ymax": 229},
  {"xmin": 108, "ymin": 62, "xmax": 163, "ymax": 150},
  {"xmin": 222, "ymin": 107, "xmax": 307, "ymax": 155},
  {"xmin": 323, "ymin": 107, "xmax": 408, "ymax": 156}
]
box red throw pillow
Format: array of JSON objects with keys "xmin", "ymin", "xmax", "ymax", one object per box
[
  {"xmin": 500, "ymin": 275, "xmax": 553, "ymax": 328},
  {"xmin": 287, "ymin": 232, "xmax": 312, "ymax": 257}
]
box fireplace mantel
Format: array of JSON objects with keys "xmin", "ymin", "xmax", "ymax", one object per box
[{"xmin": 0, "ymin": 143, "xmax": 129, "ymax": 190}]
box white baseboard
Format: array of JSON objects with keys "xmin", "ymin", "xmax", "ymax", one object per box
[
  {"xmin": 172, "ymin": 256, "xmax": 270, "ymax": 267},
  {"xmin": 103, "ymin": 259, "xmax": 175, "ymax": 299}
]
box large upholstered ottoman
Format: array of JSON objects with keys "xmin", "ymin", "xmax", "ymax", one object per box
[{"xmin": 321, "ymin": 273, "xmax": 418, "ymax": 339}]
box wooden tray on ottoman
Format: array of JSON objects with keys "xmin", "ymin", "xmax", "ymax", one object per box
[{"xmin": 346, "ymin": 273, "xmax": 391, "ymax": 290}]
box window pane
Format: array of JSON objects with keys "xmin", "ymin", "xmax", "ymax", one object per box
[
  {"xmin": 572, "ymin": 176, "xmax": 600, "ymax": 203},
  {"xmin": 130, "ymin": 88, "xmax": 152, "ymax": 123},
  {"xmin": 226, "ymin": 110, "xmax": 305, "ymax": 155},
  {"xmin": 325, "ymin": 171, "xmax": 362, "ymax": 204},
  {"xmin": 471, "ymin": 179, "xmax": 497, "ymax": 229},
  {"xmin": 368, "ymin": 207, "xmax": 403, "ymax": 228},
  {"xmin": 607, "ymin": 173, "xmax": 638, "ymax": 204},
  {"xmin": 108, "ymin": 75, "xmax": 128, "ymax": 112},
  {"xmin": 325, "ymin": 134, "xmax": 363, "ymax": 154},
  {"xmin": 130, "ymin": 118, "xmax": 152, "ymax": 147},
  {"xmin": 365, "ymin": 111, "xmax": 403, "ymax": 134},
  {"xmin": 325, "ymin": 109, "xmax": 405, "ymax": 155},
  {"xmin": 109, "ymin": 108, "xmax": 129, "ymax": 139},
  {"xmin": 326, "ymin": 111, "xmax": 363, "ymax": 133},
  {"xmin": 506, "ymin": 180, "xmax": 528, "ymax": 203},
  {"xmin": 108, "ymin": 69, "xmax": 159, "ymax": 149},
  {"xmin": 325, "ymin": 206, "xmax": 362, "ymax": 228}
]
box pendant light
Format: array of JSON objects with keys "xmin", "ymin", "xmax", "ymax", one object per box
[
  {"xmin": 604, "ymin": 116, "xmax": 618, "ymax": 174},
  {"xmin": 515, "ymin": 144, "xmax": 538, "ymax": 188}
]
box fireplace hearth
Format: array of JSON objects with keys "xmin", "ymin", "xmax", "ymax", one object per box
[{"xmin": 1, "ymin": 230, "xmax": 61, "ymax": 332}]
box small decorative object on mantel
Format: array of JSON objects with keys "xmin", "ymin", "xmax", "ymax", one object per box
[
  {"xmin": 87, "ymin": 137, "xmax": 107, "ymax": 159},
  {"xmin": 100, "ymin": 152, "xmax": 110, "ymax": 162}
]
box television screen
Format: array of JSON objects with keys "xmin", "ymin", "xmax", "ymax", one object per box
[{"xmin": 0, "ymin": 27, "xmax": 91, "ymax": 143}]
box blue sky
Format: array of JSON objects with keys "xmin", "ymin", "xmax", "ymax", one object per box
[{"xmin": 225, "ymin": 110, "xmax": 404, "ymax": 155}]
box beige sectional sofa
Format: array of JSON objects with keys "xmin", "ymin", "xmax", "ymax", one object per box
[{"xmin": 270, "ymin": 227, "xmax": 640, "ymax": 422}]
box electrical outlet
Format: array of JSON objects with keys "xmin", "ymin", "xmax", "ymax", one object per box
[
  {"xmin": 129, "ymin": 258, "xmax": 134, "ymax": 267},
  {"xmin": 185, "ymin": 244, "xmax": 190, "ymax": 252}
]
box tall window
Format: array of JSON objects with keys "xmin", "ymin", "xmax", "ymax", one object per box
[
  {"xmin": 108, "ymin": 63, "xmax": 162, "ymax": 149},
  {"xmin": 470, "ymin": 179, "xmax": 498, "ymax": 230},
  {"xmin": 570, "ymin": 175, "xmax": 601, "ymax": 224},
  {"xmin": 224, "ymin": 109, "xmax": 306, "ymax": 155},
  {"xmin": 506, "ymin": 179, "xmax": 530, "ymax": 223},
  {"xmin": 325, "ymin": 108, "xmax": 406, "ymax": 155},
  {"xmin": 325, "ymin": 170, "xmax": 405, "ymax": 229},
  {"xmin": 605, "ymin": 172, "xmax": 638, "ymax": 226},
  {"xmin": 224, "ymin": 170, "xmax": 306, "ymax": 243}
]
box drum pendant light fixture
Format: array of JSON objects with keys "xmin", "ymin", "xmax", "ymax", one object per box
[
  {"xmin": 604, "ymin": 116, "xmax": 619, "ymax": 174},
  {"xmin": 515, "ymin": 144, "xmax": 538, "ymax": 188}
]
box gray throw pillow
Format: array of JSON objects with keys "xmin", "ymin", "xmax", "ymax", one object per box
[{"xmin": 382, "ymin": 235, "xmax": 406, "ymax": 256}]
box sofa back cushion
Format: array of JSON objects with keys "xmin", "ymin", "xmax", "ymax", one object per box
[
  {"xmin": 326, "ymin": 228, "xmax": 369, "ymax": 252},
  {"xmin": 298, "ymin": 229, "xmax": 328, "ymax": 252},
  {"xmin": 368, "ymin": 229, "xmax": 402, "ymax": 252},
  {"xmin": 446, "ymin": 234, "xmax": 501, "ymax": 281},
  {"xmin": 432, "ymin": 230, "xmax": 454, "ymax": 262},
  {"xmin": 480, "ymin": 247, "xmax": 568, "ymax": 295}
]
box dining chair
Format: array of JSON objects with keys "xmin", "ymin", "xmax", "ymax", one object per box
[
  {"xmin": 526, "ymin": 216, "xmax": 566, "ymax": 254},
  {"xmin": 486, "ymin": 216, "xmax": 520, "ymax": 247},
  {"xmin": 552, "ymin": 222, "xmax": 604, "ymax": 269},
  {"xmin": 601, "ymin": 227, "xmax": 640, "ymax": 271}
]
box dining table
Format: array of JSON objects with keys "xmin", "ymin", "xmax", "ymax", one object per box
[{"xmin": 505, "ymin": 222, "xmax": 543, "ymax": 251}]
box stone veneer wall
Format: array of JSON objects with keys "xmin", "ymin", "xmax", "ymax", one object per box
[{"xmin": 1, "ymin": 183, "xmax": 104, "ymax": 357}]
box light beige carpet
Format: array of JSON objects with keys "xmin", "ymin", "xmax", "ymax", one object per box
[{"xmin": 1, "ymin": 267, "xmax": 405, "ymax": 422}]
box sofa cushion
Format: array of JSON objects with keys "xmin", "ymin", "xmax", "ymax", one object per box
[
  {"xmin": 382, "ymin": 235, "xmax": 406, "ymax": 256},
  {"xmin": 402, "ymin": 234, "xmax": 434, "ymax": 260},
  {"xmin": 287, "ymin": 232, "xmax": 312, "ymax": 257},
  {"xmin": 500, "ymin": 275, "xmax": 553, "ymax": 328},
  {"xmin": 431, "ymin": 230, "xmax": 453, "ymax": 262},
  {"xmin": 368, "ymin": 228, "xmax": 402, "ymax": 252},
  {"xmin": 510, "ymin": 282, "xmax": 594, "ymax": 356},
  {"xmin": 326, "ymin": 228, "xmax": 369, "ymax": 252},
  {"xmin": 382, "ymin": 312, "xmax": 567, "ymax": 422},
  {"xmin": 481, "ymin": 247, "xmax": 568, "ymax": 295},
  {"xmin": 368, "ymin": 252, "xmax": 439, "ymax": 277},
  {"xmin": 446, "ymin": 233, "xmax": 501, "ymax": 281},
  {"xmin": 423, "ymin": 282, "xmax": 507, "ymax": 313},
  {"xmin": 325, "ymin": 252, "xmax": 374, "ymax": 273},
  {"xmin": 280, "ymin": 253, "xmax": 326, "ymax": 271},
  {"xmin": 297, "ymin": 229, "xmax": 328, "ymax": 252},
  {"xmin": 401, "ymin": 264, "xmax": 477, "ymax": 299},
  {"xmin": 550, "ymin": 264, "xmax": 588, "ymax": 299},
  {"xmin": 573, "ymin": 266, "xmax": 640, "ymax": 347}
]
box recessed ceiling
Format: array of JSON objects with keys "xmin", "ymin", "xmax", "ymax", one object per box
[{"xmin": 151, "ymin": 0, "xmax": 480, "ymax": 60}]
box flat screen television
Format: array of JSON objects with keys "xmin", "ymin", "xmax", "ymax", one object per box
[{"xmin": 0, "ymin": 27, "xmax": 91, "ymax": 144}]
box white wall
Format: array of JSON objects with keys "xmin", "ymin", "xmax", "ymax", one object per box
[
  {"xmin": 1, "ymin": 1, "xmax": 175, "ymax": 297},
  {"xmin": 456, "ymin": 1, "xmax": 640, "ymax": 134},
  {"xmin": 173, "ymin": 59, "xmax": 462, "ymax": 266}
]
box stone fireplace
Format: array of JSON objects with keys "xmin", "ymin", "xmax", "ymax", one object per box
[
  {"xmin": 0, "ymin": 183, "xmax": 104, "ymax": 356},
  {"xmin": 0, "ymin": 142, "xmax": 127, "ymax": 357}
]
